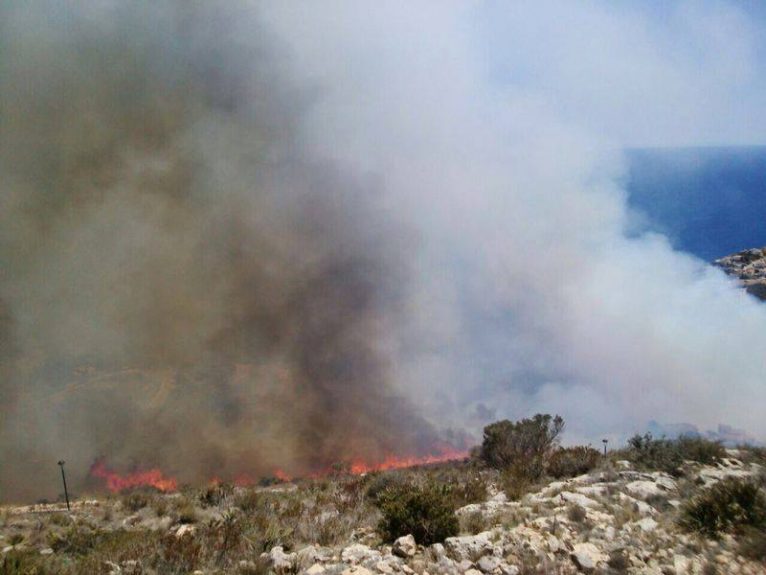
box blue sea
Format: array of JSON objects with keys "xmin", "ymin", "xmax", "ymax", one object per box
[{"xmin": 626, "ymin": 147, "xmax": 766, "ymax": 261}]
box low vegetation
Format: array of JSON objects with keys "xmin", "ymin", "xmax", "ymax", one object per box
[
  {"xmin": 375, "ymin": 482, "xmax": 459, "ymax": 545},
  {"xmin": 547, "ymin": 445, "xmax": 601, "ymax": 479},
  {"xmin": 619, "ymin": 433, "xmax": 725, "ymax": 474},
  {"xmin": 3, "ymin": 417, "xmax": 766, "ymax": 574},
  {"xmin": 679, "ymin": 478, "xmax": 766, "ymax": 537}
]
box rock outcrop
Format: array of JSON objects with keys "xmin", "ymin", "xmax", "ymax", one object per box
[{"xmin": 714, "ymin": 247, "xmax": 766, "ymax": 300}]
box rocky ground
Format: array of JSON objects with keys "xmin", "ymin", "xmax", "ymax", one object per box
[
  {"xmin": 1, "ymin": 450, "xmax": 764, "ymax": 574},
  {"xmin": 714, "ymin": 247, "xmax": 766, "ymax": 300}
]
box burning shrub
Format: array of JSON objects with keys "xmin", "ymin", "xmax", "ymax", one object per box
[
  {"xmin": 547, "ymin": 446, "xmax": 601, "ymax": 479},
  {"xmin": 679, "ymin": 478, "xmax": 766, "ymax": 537},
  {"xmin": 376, "ymin": 482, "xmax": 459, "ymax": 545},
  {"xmin": 623, "ymin": 433, "xmax": 724, "ymax": 474},
  {"xmin": 478, "ymin": 415, "xmax": 564, "ymax": 477}
]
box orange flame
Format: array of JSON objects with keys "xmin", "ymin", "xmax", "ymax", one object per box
[
  {"xmin": 89, "ymin": 446, "xmax": 468, "ymax": 492},
  {"xmin": 90, "ymin": 459, "xmax": 178, "ymax": 493},
  {"xmin": 347, "ymin": 448, "xmax": 468, "ymax": 474}
]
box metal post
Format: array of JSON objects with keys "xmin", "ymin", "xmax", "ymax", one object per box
[
  {"xmin": 602, "ymin": 439, "xmax": 608, "ymax": 457},
  {"xmin": 58, "ymin": 460, "xmax": 70, "ymax": 511}
]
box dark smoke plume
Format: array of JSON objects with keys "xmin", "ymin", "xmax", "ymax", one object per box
[{"xmin": 0, "ymin": 2, "xmax": 442, "ymax": 502}]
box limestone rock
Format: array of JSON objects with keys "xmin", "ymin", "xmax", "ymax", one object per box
[
  {"xmin": 570, "ymin": 543, "xmax": 607, "ymax": 572},
  {"xmin": 444, "ymin": 532, "xmax": 494, "ymax": 562},
  {"xmin": 393, "ymin": 534, "xmax": 417, "ymax": 558}
]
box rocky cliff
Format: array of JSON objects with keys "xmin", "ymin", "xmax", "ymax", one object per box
[{"xmin": 714, "ymin": 247, "xmax": 766, "ymax": 301}]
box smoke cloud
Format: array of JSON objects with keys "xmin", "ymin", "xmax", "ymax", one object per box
[{"xmin": 2, "ymin": 1, "xmax": 766, "ymax": 501}]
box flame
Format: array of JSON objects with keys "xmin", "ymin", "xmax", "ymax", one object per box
[
  {"xmin": 347, "ymin": 447, "xmax": 469, "ymax": 474},
  {"xmin": 273, "ymin": 468, "xmax": 292, "ymax": 482},
  {"xmin": 89, "ymin": 446, "xmax": 468, "ymax": 492},
  {"xmin": 89, "ymin": 459, "xmax": 178, "ymax": 493}
]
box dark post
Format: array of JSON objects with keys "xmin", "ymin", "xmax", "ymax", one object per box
[
  {"xmin": 58, "ymin": 460, "xmax": 70, "ymax": 511},
  {"xmin": 602, "ymin": 439, "xmax": 608, "ymax": 457}
]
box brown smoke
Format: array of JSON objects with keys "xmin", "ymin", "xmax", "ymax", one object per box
[{"xmin": 0, "ymin": 2, "xmax": 446, "ymax": 502}]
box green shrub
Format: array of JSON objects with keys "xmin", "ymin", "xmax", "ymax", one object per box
[
  {"xmin": 460, "ymin": 510, "xmax": 489, "ymax": 534},
  {"xmin": 607, "ymin": 550, "xmax": 630, "ymax": 573},
  {"xmin": 547, "ymin": 446, "xmax": 601, "ymax": 478},
  {"xmin": 365, "ymin": 472, "xmax": 406, "ymax": 504},
  {"xmin": 478, "ymin": 415, "xmax": 564, "ymax": 474},
  {"xmin": 567, "ymin": 504, "xmax": 587, "ymax": 523},
  {"xmin": 624, "ymin": 433, "xmax": 724, "ymax": 474},
  {"xmin": 676, "ymin": 436, "xmax": 726, "ymax": 464},
  {"xmin": 679, "ymin": 478, "xmax": 766, "ymax": 537},
  {"xmin": 376, "ymin": 482, "xmax": 459, "ymax": 545},
  {"xmin": 448, "ymin": 473, "xmax": 490, "ymax": 508}
]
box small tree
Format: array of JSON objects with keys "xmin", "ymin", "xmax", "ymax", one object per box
[{"xmin": 479, "ymin": 414, "xmax": 564, "ymax": 473}]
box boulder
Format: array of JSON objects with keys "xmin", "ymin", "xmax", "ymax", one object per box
[
  {"xmin": 263, "ymin": 546, "xmax": 297, "ymax": 575},
  {"xmin": 393, "ymin": 534, "xmax": 417, "ymax": 558},
  {"xmin": 635, "ymin": 517, "xmax": 658, "ymax": 533},
  {"xmin": 477, "ymin": 555, "xmax": 503, "ymax": 574},
  {"xmin": 570, "ymin": 543, "xmax": 607, "ymax": 572},
  {"xmin": 559, "ymin": 492, "xmax": 599, "ymax": 508},
  {"xmin": 342, "ymin": 544, "xmax": 379, "ymax": 564},
  {"xmin": 624, "ymin": 481, "xmax": 667, "ymax": 500},
  {"xmin": 444, "ymin": 532, "xmax": 494, "ymax": 562}
]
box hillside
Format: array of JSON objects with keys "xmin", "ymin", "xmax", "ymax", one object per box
[{"xmin": 2, "ymin": 445, "xmax": 765, "ymax": 574}]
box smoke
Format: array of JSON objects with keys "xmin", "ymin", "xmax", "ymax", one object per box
[
  {"xmin": 2, "ymin": 1, "xmax": 766, "ymax": 501},
  {"xmin": 0, "ymin": 1, "xmax": 448, "ymax": 501}
]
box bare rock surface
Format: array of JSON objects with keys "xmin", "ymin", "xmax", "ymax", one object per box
[{"xmin": 715, "ymin": 246, "xmax": 766, "ymax": 300}]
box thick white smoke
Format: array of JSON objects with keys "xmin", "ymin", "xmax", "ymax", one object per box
[{"xmin": 262, "ymin": 1, "xmax": 766, "ymax": 443}]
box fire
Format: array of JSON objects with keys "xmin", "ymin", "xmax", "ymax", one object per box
[
  {"xmin": 273, "ymin": 468, "xmax": 292, "ymax": 482},
  {"xmin": 89, "ymin": 446, "xmax": 469, "ymax": 492},
  {"xmin": 89, "ymin": 459, "xmax": 178, "ymax": 493},
  {"xmin": 347, "ymin": 448, "xmax": 469, "ymax": 474}
]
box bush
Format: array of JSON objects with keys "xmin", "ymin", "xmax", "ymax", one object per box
[
  {"xmin": 479, "ymin": 414, "xmax": 564, "ymax": 476},
  {"xmin": 199, "ymin": 482, "xmax": 234, "ymax": 508},
  {"xmin": 376, "ymin": 482, "xmax": 459, "ymax": 545},
  {"xmin": 447, "ymin": 473, "xmax": 490, "ymax": 508},
  {"xmin": 365, "ymin": 472, "xmax": 406, "ymax": 504},
  {"xmin": 499, "ymin": 465, "xmax": 535, "ymax": 501},
  {"xmin": 624, "ymin": 433, "xmax": 724, "ymax": 474},
  {"xmin": 122, "ymin": 491, "xmax": 151, "ymax": 512},
  {"xmin": 679, "ymin": 478, "xmax": 766, "ymax": 537},
  {"xmin": 567, "ymin": 504, "xmax": 587, "ymax": 523},
  {"xmin": 547, "ymin": 446, "xmax": 601, "ymax": 479}
]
